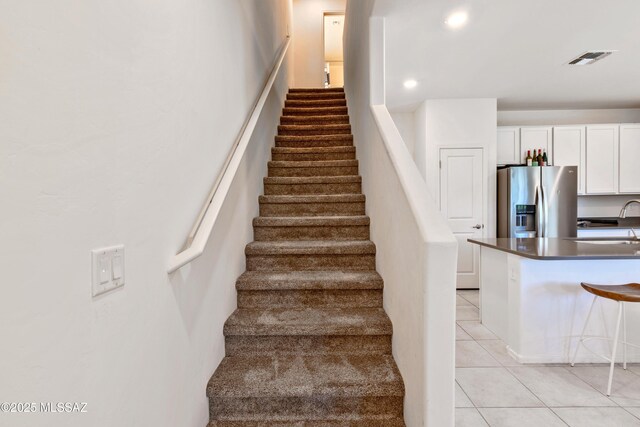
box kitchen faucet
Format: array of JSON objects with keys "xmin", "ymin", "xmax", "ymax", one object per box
[{"xmin": 619, "ymin": 199, "xmax": 640, "ymax": 219}]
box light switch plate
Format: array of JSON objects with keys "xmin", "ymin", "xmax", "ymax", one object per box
[{"xmin": 91, "ymin": 245, "xmax": 125, "ymax": 297}]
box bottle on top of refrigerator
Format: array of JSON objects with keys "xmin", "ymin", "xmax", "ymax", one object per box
[
  {"xmin": 542, "ymin": 151, "xmax": 548, "ymax": 166},
  {"xmin": 536, "ymin": 149, "xmax": 543, "ymax": 166},
  {"xmin": 526, "ymin": 150, "xmax": 533, "ymax": 166}
]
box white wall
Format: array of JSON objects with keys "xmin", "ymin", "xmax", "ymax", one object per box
[
  {"xmin": 579, "ymin": 195, "xmax": 640, "ymax": 218},
  {"xmin": 390, "ymin": 112, "xmax": 416, "ymax": 156},
  {"xmin": 292, "ymin": 0, "xmax": 345, "ymax": 87},
  {"xmin": 417, "ymin": 99, "xmax": 498, "ymax": 238},
  {"xmin": 498, "ymin": 108, "xmax": 640, "ymax": 126},
  {"xmin": 0, "ymin": 1, "xmax": 291, "ymax": 426}
]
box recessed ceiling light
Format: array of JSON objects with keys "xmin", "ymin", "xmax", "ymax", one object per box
[
  {"xmin": 403, "ymin": 79, "xmax": 417, "ymax": 89},
  {"xmin": 445, "ymin": 11, "xmax": 468, "ymax": 29}
]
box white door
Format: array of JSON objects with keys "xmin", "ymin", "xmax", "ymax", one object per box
[{"xmin": 440, "ymin": 148, "xmax": 484, "ymax": 289}]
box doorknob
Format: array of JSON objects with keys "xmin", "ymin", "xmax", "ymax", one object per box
[{"xmin": 472, "ymin": 224, "xmax": 484, "ymax": 229}]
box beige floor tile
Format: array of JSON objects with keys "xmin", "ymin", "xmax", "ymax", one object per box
[
  {"xmin": 457, "ymin": 305, "xmax": 480, "ymax": 321},
  {"xmin": 552, "ymin": 407, "xmax": 640, "ymax": 426},
  {"xmin": 457, "ymin": 295, "xmax": 473, "ymax": 306},
  {"xmin": 509, "ymin": 366, "xmax": 615, "ymax": 407},
  {"xmin": 456, "ymin": 381, "xmax": 474, "ymax": 407},
  {"xmin": 457, "ymin": 341, "xmax": 501, "ymax": 368},
  {"xmin": 456, "ymin": 408, "xmax": 489, "ymax": 427},
  {"xmin": 478, "ymin": 408, "xmax": 565, "ymax": 427},
  {"xmin": 569, "ymin": 365, "xmax": 640, "ymax": 406},
  {"xmin": 458, "ymin": 290, "xmax": 480, "ymax": 307},
  {"xmin": 476, "ymin": 340, "xmax": 521, "ymax": 367},
  {"xmin": 457, "ymin": 324, "xmax": 474, "ymax": 341},
  {"xmin": 456, "ymin": 367, "xmax": 544, "ymax": 408},
  {"xmin": 458, "ymin": 321, "xmax": 498, "ymax": 340},
  {"xmin": 625, "ymin": 407, "xmax": 640, "ymax": 419}
]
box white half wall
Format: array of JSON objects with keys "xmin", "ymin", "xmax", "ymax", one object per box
[
  {"xmin": 292, "ymin": 0, "xmax": 346, "ymax": 87},
  {"xmin": 345, "ymin": 4, "xmax": 458, "ymax": 426},
  {"xmin": 416, "ymin": 99, "xmax": 498, "ymax": 238},
  {"xmin": 390, "ymin": 112, "xmax": 416, "ymax": 157},
  {"xmin": 0, "ymin": 1, "xmax": 291, "ymax": 426}
]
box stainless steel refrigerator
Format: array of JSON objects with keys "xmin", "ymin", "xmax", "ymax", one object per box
[{"xmin": 497, "ymin": 166, "xmax": 577, "ymax": 238}]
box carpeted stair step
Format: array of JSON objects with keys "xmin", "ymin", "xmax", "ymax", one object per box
[
  {"xmin": 285, "ymin": 99, "xmax": 347, "ymax": 108},
  {"xmin": 282, "ymin": 106, "xmax": 348, "ymax": 116},
  {"xmin": 207, "ymin": 354, "xmax": 403, "ymax": 422},
  {"xmin": 253, "ymin": 216, "xmax": 369, "ymax": 241},
  {"xmin": 271, "ymin": 146, "xmax": 356, "ymax": 161},
  {"xmin": 236, "ymin": 270, "xmax": 382, "ymax": 309},
  {"xmin": 289, "ymin": 88, "xmax": 344, "ymax": 93},
  {"xmin": 268, "ymin": 160, "xmax": 359, "ymax": 177},
  {"xmin": 224, "ymin": 307, "xmax": 391, "ymax": 336},
  {"xmin": 263, "ymin": 176, "xmax": 361, "ymax": 196},
  {"xmin": 275, "ymin": 134, "xmax": 353, "ymax": 148},
  {"xmin": 208, "ymin": 418, "xmax": 405, "ymax": 426},
  {"xmin": 245, "ymin": 240, "xmax": 375, "ymax": 271},
  {"xmin": 287, "ymin": 92, "xmax": 345, "ymax": 101},
  {"xmin": 278, "ymin": 124, "xmax": 351, "ymax": 136},
  {"xmin": 281, "ymin": 115, "xmax": 349, "ymax": 125},
  {"xmin": 259, "ymin": 194, "xmax": 366, "ymax": 217}
]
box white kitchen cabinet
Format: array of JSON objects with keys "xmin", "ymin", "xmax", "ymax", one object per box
[
  {"xmin": 585, "ymin": 125, "xmax": 619, "ymax": 194},
  {"xmin": 553, "ymin": 126, "xmax": 586, "ymax": 195},
  {"xmin": 497, "ymin": 127, "xmax": 521, "ymax": 165},
  {"xmin": 619, "ymin": 124, "xmax": 640, "ymax": 194},
  {"xmin": 520, "ymin": 126, "xmax": 552, "ymax": 165}
]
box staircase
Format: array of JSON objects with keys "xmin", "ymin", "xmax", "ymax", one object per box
[{"xmin": 207, "ymin": 87, "xmax": 406, "ymax": 426}]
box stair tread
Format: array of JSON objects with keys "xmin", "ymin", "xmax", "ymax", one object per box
[
  {"xmin": 209, "ymin": 419, "xmax": 404, "ymax": 427},
  {"xmin": 224, "ymin": 307, "xmax": 391, "ymax": 336},
  {"xmin": 259, "ymin": 194, "xmax": 365, "ymax": 203},
  {"xmin": 208, "ymin": 353, "xmax": 402, "ymax": 400},
  {"xmin": 279, "ymin": 124, "xmax": 350, "ymax": 130},
  {"xmin": 253, "ymin": 216, "xmax": 369, "ymax": 227},
  {"xmin": 268, "ymin": 160, "xmax": 358, "ymax": 168},
  {"xmin": 281, "ymin": 114, "xmax": 349, "ymax": 120},
  {"xmin": 289, "ymin": 88, "xmax": 344, "ymax": 93},
  {"xmin": 272, "ymin": 146, "xmax": 355, "ymax": 153},
  {"xmin": 246, "ymin": 240, "xmax": 375, "ymax": 255},
  {"xmin": 264, "ymin": 176, "xmax": 361, "ymax": 184},
  {"xmin": 275, "ymin": 134, "xmax": 352, "ymax": 141},
  {"xmin": 237, "ymin": 270, "xmax": 383, "ymax": 290}
]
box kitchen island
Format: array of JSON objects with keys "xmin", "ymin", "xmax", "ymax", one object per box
[{"xmin": 469, "ymin": 237, "xmax": 640, "ymax": 364}]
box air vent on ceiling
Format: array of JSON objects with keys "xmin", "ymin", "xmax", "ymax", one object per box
[{"xmin": 568, "ymin": 51, "xmax": 615, "ymax": 65}]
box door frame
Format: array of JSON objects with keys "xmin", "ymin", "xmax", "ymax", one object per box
[
  {"xmin": 322, "ymin": 11, "xmax": 345, "ymax": 88},
  {"xmin": 438, "ymin": 146, "xmax": 487, "ymax": 290}
]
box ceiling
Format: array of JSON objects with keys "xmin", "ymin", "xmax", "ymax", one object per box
[{"xmin": 373, "ymin": 0, "xmax": 640, "ymax": 111}]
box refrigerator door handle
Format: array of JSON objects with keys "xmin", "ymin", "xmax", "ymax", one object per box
[
  {"xmin": 535, "ymin": 185, "xmax": 542, "ymax": 238},
  {"xmin": 540, "ymin": 185, "xmax": 547, "ymax": 238}
]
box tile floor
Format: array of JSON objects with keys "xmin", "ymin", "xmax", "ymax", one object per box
[{"xmin": 455, "ymin": 289, "xmax": 640, "ymax": 426}]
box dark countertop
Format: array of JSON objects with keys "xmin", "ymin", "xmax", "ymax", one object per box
[
  {"xmin": 578, "ymin": 217, "xmax": 640, "ymax": 229},
  {"xmin": 468, "ymin": 238, "xmax": 640, "ymax": 260}
]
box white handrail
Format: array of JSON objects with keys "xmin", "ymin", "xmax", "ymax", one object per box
[{"xmin": 168, "ymin": 36, "xmax": 290, "ymax": 274}]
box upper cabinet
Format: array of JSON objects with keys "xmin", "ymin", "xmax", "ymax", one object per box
[
  {"xmin": 585, "ymin": 125, "xmax": 619, "ymax": 195},
  {"xmin": 619, "ymin": 124, "xmax": 640, "ymax": 194},
  {"xmin": 520, "ymin": 127, "xmax": 552, "ymax": 164},
  {"xmin": 497, "ymin": 127, "xmax": 520, "ymax": 165},
  {"xmin": 553, "ymin": 126, "xmax": 586, "ymax": 195}
]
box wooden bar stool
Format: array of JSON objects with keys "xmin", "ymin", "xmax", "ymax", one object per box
[{"xmin": 571, "ymin": 282, "xmax": 640, "ymax": 396}]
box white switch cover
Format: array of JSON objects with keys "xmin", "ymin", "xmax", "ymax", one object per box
[{"xmin": 91, "ymin": 245, "xmax": 125, "ymax": 297}]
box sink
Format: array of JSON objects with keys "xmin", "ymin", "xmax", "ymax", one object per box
[{"xmin": 572, "ymin": 239, "xmax": 640, "ymax": 245}]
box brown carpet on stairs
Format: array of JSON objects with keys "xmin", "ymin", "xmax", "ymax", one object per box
[{"xmin": 206, "ymin": 88, "xmax": 406, "ymax": 427}]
